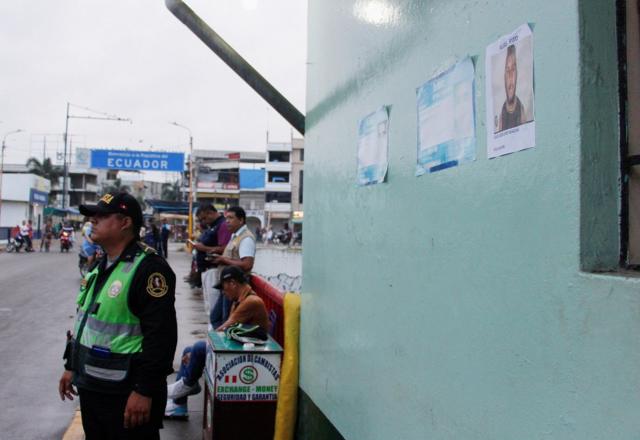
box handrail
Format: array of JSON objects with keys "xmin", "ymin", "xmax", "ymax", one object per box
[
  {"xmin": 249, "ymin": 274, "xmax": 285, "ymax": 346},
  {"xmin": 164, "ymin": 0, "xmax": 305, "ymax": 135}
]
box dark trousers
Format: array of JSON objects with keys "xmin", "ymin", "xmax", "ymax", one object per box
[
  {"xmin": 162, "ymin": 238, "xmax": 169, "ymax": 258},
  {"xmin": 210, "ymin": 292, "xmax": 232, "ymax": 328},
  {"xmin": 78, "ymin": 388, "xmax": 165, "ymax": 440}
]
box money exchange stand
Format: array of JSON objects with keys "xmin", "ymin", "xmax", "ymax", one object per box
[{"xmin": 204, "ymin": 331, "xmax": 283, "ymax": 440}]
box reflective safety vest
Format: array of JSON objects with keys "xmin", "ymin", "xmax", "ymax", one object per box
[{"xmin": 73, "ymin": 251, "xmax": 147, "ymax": 391}]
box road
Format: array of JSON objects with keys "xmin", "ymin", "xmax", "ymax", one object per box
[
  {"xmin": 0, "ymin": 242, "xmax": 209, "ymax": 439},
  {"xmin": 0, "ymin": 247, "xmax": 80, "ymax": 439}
]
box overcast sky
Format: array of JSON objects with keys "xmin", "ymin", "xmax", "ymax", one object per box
[{"xmin": 0, "ymin": 0, "xmax": 307, "ymax": 170}]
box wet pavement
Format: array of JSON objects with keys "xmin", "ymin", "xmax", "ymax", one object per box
[
  {"xmin": 0, "ymin": 241, "xmax": 210, "ymax": 439},
  {"xmin": 161, "ymin": 244, "xmax": 208, "ymax": 440}
]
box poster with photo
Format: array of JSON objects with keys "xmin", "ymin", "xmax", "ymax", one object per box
[
  {"xmin": 357, "ymin": 106, "xmax": 389, "ymax": 186},
  {"xmin": 416, "ymin": 57, "xmax": 476, "ymax": 175},
  {"xmin": 485, "ymin": 23, "xmax": 535, "ymax": 158}
]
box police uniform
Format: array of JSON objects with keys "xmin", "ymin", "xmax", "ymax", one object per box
[{"xmin": 63, "ymin": 193, "xmax": 177, "ymax": 440}]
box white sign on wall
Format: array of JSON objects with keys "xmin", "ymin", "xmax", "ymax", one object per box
[{"xmin": 214, "ymin": 353, "xmax": 281, "ymax": 402}]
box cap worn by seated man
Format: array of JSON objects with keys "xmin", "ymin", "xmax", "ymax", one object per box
[{"xmin": 214, "ymin": 265, "xmax": 269, "ymax": 332}]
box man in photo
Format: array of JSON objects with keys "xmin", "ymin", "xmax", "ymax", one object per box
[{"xmin": 499, "ymin": 44, "xmax": 526, "ymax": 131}]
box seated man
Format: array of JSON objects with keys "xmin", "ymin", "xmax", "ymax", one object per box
[{"xmin": 164, "ymin": 266, "xmax": 269, "ymax": 418}]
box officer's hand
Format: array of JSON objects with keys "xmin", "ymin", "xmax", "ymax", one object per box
[
  {"xmin": 123, "ymin": 391, "xmax": 152, "ymax": 429},
  {"xmin": 58, "ymin": 370, "xmax": 77, "ymax": 401}
]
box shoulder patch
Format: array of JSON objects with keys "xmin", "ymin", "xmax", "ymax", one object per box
[
  {"xmin": 137, "ymin": 241, "xmax": 157, "ymax": 255},
  {"xmin": 146, "ymin": 272, "xmax": 168, "ymax": 298}
]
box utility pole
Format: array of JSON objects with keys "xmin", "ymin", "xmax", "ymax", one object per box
[
  {"xmin": 170, "ymin": 122, "xmax": 194, "ymax": 240},
  {"xmin": 62, "ymin": 103, "xmax": 131, "ymax": 209}
]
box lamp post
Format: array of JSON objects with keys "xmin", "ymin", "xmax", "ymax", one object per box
[
  {"xmin": 0, "ymin": 129, "xmax": 24, "ymax": 228},
  {"xmin": 170, "ymin": 122, "xmax": 194, "ymax": 240}
]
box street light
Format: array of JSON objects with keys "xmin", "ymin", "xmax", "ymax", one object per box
[
  {"xmin": 170, "ymin": 122, "xmax": 194, "ymax": 241},
  {"xmin": 0, "ymin": 129, "xmax": 24, "ymax": 228}
]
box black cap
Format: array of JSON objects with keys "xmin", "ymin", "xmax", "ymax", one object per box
[
  {"xmin": 214, "ymin": 266, "xmax": 247, "ymax": 289},
  {"xmin": 79, "ymin": 192, "xmax": 143, "ymax": 227}
]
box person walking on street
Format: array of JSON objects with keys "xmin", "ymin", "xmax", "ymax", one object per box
[
  {"xmin": 58, "ymin": 192, "xmax": 178, "ymax": 440},
  {"xmin": 160, "ymin": 219, "xmax": 171, "ymax": 258}
]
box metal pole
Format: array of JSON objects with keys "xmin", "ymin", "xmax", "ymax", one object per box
[
  {"xmin": 188, "ymin": 135, "xmax": 194, "ymax": 240},
  {"xmin": 62, "ymin": 102, "xmax": 70, "ymax": 209},
  {"xmin": 0, "ymin": 139, "xmax": 5, "ymax": 228},
  {"xmin": 169, "ymin": 121, "xmax": 194, "ymax": 241},
  {"xmin": 164, "ymin": 0, "xmax": 305, "ymax": 135}
]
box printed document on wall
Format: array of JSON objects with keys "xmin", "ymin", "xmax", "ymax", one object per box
[
  {"xmin": 485, "ymin": 23, "xmax": 536, "ymax": 158},
  {"xmin": 357, "ymin": 106, "xmax": 389, "ymax": 186},
  {"xmin": 416, "ymin": 57, "xmax": 476, "ymax": 175}
]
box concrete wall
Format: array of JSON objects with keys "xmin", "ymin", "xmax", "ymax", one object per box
[
  {"xmin": 301, "ymin": 1, "xmax": 640, "ymax": 438},
  {"xmin": 0, "ymin": 201, "xmax": 29, "ymax": 230}
]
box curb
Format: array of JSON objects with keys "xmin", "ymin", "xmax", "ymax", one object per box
[{"xmin": 62, "ymin": 409, "xmax": 84, "ymax": 440}]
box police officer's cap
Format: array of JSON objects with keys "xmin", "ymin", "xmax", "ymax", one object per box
[{"xmin": 79, "ymin": 192, "xmax": 143, "ymax": 227}]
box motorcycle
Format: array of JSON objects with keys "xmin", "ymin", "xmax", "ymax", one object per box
[
  {"xmin": 60, "ymin": 231, "xmax": 72, "ymax": 252},
  {"xmin": 5, "ymin": 235, "xmax": 25, "ymax": 253}
]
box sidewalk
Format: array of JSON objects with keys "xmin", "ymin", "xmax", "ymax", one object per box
[
  {"xmin": 63, "ymin": 242, "xmax": 209, "ymax": 440},
  {"xmin": 162, "ymin": 243, "xmax": 207, "ymax": 439}
]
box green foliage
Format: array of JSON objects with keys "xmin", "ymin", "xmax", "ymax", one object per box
[{"xmin": 26, "ymin": 157, "xmax": 63, "ymax": 187}]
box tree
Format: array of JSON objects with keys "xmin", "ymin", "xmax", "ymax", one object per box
[
  {"xmin": 161, "ymin": 180, "xmax": 182, "ymax": 201},
  {"xmin": 26, "ymin": 157, "xmax": 63, "ymax": 187}
]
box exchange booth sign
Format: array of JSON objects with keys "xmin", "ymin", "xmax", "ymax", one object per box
[
  {"xmin": 214, "ymin": 353, "xmax": 281, "ymax": 402},
  {"xmin": 90, "ymin": 149, "xmax": 185, "ymax": 172}
]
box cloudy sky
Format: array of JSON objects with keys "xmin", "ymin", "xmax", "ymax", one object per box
[{"xmin": 0, "ymin": 0, "xmax": 307, "ymax": 169}]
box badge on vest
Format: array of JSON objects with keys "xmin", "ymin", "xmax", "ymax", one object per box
[
  {"xmin": 108, "ymin": 280, "xmax": 123, "ymax": 298},
  {"xmin": 147, "ymin": 272, "xmax": 168, "ymax": 298}
]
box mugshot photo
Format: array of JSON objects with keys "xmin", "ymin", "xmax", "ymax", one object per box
[{"xmin": 490, "ymin": 34, "xmax": 535, "ymax": 134}]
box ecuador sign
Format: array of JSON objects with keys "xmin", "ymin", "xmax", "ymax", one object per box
[{"xmin": 90, "ymin": 149, "xmax": 185, "ymax": 172}]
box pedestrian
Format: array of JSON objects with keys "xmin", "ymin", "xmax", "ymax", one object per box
[
  {"xmin": 39, "ymin": 218, "xmax": 53, "ymax": 252},
  {"xmin": 266, "ymin": 226, "xmax": 273, "ymax": 244},
  {"xmin": 58, "ymin": 192, "xmax": 177, "ymax": 440},
  {"xmin": 20, "ymin": 220, "xmax": 33, "ymax": 251},
  {"xmin": 211, "ymin": 206, "xmax": 256, "ymax": 325},
  {"xmin": 190, "ymin": 203, "xmax": 231, "ymax": 328},
  {"xmin": 143, "ymin": 220, "xmax": 161, "ymax": 252},
  {"xmin": 160, "ymin": 219, "xmax": 171, "ymax": 258}
]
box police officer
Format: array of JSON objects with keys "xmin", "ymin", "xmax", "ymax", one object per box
[{"xmin": 58, "ymin": 192, "xmax": 177, "ymax": 440}]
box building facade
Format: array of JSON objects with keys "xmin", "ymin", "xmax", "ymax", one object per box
[
  {"xmin": 299, "ymin": 1, "xmax": 640, "ymax": 439},
  {"xmin": 0, "ymin": 172, "xmax": 50, "ymax": 235}
]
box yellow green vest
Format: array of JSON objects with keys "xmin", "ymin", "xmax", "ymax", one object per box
[{"xmin": 75, "ymin": 252, "xmax": 147, "ymax": 354}]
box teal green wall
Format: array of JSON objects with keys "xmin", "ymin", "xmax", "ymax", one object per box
[{"xmin": 301, "ymin": 0, "xmax": 640, "ymax": 438}]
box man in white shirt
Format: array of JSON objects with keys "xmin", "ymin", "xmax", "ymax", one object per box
[{"xmin": 211, "ymin": 206, "xmax": 256, "ymax": 322}]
